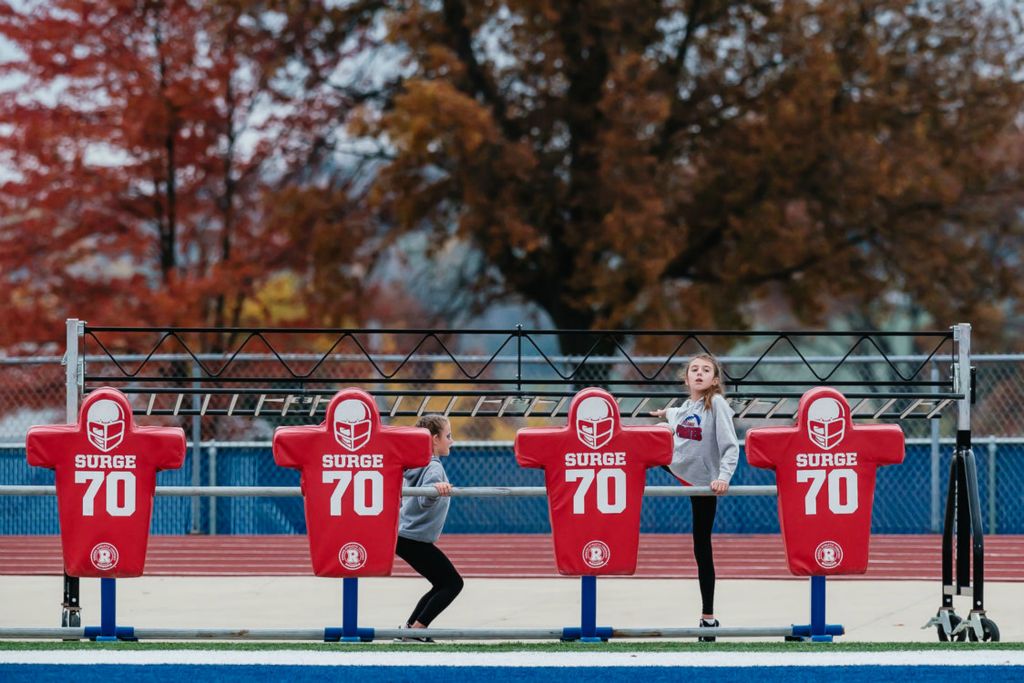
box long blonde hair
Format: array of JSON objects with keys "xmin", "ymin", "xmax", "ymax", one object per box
[{"xmin": 685, "ymin": 353, "xmax": 726, "ymax": 411}]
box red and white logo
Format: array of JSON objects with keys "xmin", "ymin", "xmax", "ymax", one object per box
[
  {"xmin": 814, "ymin": 540, "xmax": 843, "ymax": 569},
  {"xmin": 575, "ymin": 396, "xmax": 614, "ymax": 450},
  {"xmin": 90, "ymin": 542, "xmax": 119, "ymax": 571},
  {"xmin": 333, "ymin": 399, "xmax": 372, "ymax": 451},
  {"xmin": 86, "ymin": 400, "xmax": 125, "ymax": 453},
  {"xmin": 807, "ymin": 397, "xmax": 845, "ymax": 450},
  {"xmin": 582, "ymin": 540, "xmax": 611, "ymax": 569},
  {"xmin": 339, "ymin": 542, "xmax": 368, "ymax": 570}
]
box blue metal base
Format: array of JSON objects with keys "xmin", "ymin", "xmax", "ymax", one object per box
[
  {"xmin": 323, "ymin": 626, "xmax": 375, "ymax": 642},
  {"xmin": 569, "ymin": 575, "xmax": 613, "ymax": 640},
  {"xmin": 790, "ymin": 623, "xmax": 843, "ymax": 640},
  {"xmin": 327, "ymin": 577, "xmax": 374, "ymax": 641},
  {"xmin": 561, "ymin": 626, "xmax": 613, "ymax": 642},
  {"xmin": 84, "ymin": 626, "xmax": 137, "ymax": 642},
  {"xmin": 84, "ymin": 578, "xmax": 137, "ymax": 641}
]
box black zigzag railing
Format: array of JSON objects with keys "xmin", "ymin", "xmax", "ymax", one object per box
[{"xmin": 76, "ymin": 326, "xmax": 960, "ymax": 420}]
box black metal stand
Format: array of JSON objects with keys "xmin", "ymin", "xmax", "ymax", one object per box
[
  {"xmin": 61, "ymin": 573, "xmax": 80, "ymax": 628},
  {"xmin": 927, "ymin": 430, "xmax": 999, "ymax": 641}
]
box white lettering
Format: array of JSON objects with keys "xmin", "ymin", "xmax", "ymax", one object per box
[
  {"xmin": 74, "ymin": 454, "xmax": 137, "ymax": 469},
  {"xmin": 323, "ymin": 470, "xmax": 384, "ymax": 516},
  {"xmin": 565, "ymin": 467, "xmax": 627, "ymax": 515},
  {"xmin": 796, "ymin": 452, "xmax": 858, "ymax": 468},
  {"xmin": 796, "ymin": 468, "xmax": 859, "ymax": 515},
  {"xmin": 74, "ymin": 470, "xmax": 137, "ymax": 516},
  {"xmin": 321, "ymin": 453, "xmax": 384, "ymax": 469},
  {"xmin": 563, "ymin": 452, "xmax": 626, "ymax": 467}
]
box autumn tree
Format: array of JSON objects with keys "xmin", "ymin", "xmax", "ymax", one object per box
[
  {"xmin": 0, "ymin": 0, "xmax": 381, "ymax": 354},
  {"xmin": 264, "ymin": 0, "xmax": 1024, "ymax": 353}
]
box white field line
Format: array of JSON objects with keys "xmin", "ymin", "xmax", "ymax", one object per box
[{"xmin": 1, "ymin": 651, "xmax": 1023, "ymax": 667}]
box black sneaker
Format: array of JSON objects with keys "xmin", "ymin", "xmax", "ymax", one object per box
[
  {"xmin": 699, "ymin": 618, "xmax": 719, "ymax": 642},
  {"xmin": 394, "ymin": 625, "xmax": 435, "ymax": 643}
]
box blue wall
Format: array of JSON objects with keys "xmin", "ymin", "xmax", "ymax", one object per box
[{"xmin": 2, "ymin": 444, "xmax": 1020, "ymax": 534}]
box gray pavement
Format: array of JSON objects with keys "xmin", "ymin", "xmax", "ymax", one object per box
[{"xmin": 1, "ymin": 575, "xmax": 1020, "ymax": 642}]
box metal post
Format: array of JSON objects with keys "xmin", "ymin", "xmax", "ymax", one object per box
[
  {"xmin": 64, "ymin": 319, "xmax": 82, "ymax": 425},
  {"xmin": 191, "ymin": 360, "xmax": 202, "ymax": 534},
  {"xmin": 342, "ymin": 577, "xmax": 359, "ymax": 640},
  {"xmin": 62, "ymin": 319, "xmax": 83, "ymax": 629},
  {"xmin": 515, "ymin": 324, "xmax": 522, "ymax": 392},
  {"xmin": 952, "ymin": 323, "xmax": 974, "ymax": 593},
  {"xmin": 208, "ymin": 445, "xmax": 218, "ymax": 535},
  {"xmin": 963, "ymin": 448, "xmax": 985, "ymax": 611},
  {"xmin": 955, "ymin": 323, "xmax": 972, "ymax": 435},
  {"xmin": 930, "ymin": 366, "xmax": 941, "ymax": 532},
  {"xmin": 810, "ymin": 576, "xmax": 826, "ymax": 636},
  {"xmin": 98, "ymin": 578, "xmax": 116, "ymax": 640},
  {"xmin": 987, "ymin": 440, "xmax": 997, "ymax": 535},
  {"xmin": 956, "ymin": 451, "xmax": 971, "ymax": 589},
  {"xmin": 941, "ymin": 453, "xmax": 957, "ymax": 609},
  {"xmin": 580, "ymin": 575, "xmax": 597, "ymax": 640}
]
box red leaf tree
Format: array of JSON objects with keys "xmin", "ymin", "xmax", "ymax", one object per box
[{"xmin": 0, "ymin": 1, "xmax": 377, "ymax": 353}]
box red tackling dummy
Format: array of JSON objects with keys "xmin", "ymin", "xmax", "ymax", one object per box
[
  {"xmin": 272, "ymin": 388, "xmax": 432, "ymax": 577},
  {"xmin": 745, "ymin": 387, "xmax": 905, "ymax": 575},
  {"xmin": 514, "ymin": 388, "xmax": 672, "ymax": 575},
  {"xmin": 26, "ymin": 387, "xmax": 186, "ymax": 578}
]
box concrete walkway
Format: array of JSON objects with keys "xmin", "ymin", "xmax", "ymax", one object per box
[{"xmin": 1, "ymin": 575, "xmax": 1019, "ymax": 642}]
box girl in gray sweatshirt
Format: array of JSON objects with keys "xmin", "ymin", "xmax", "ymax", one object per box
[
  {"xmin": 650, "ymin": 353, "xmax": 739, "ymax": 641},
  {"xmin": 394, "ymin": 415, "xmax": 463, "ymax": 641}
]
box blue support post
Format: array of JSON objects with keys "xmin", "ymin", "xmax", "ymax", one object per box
[
  {"xmin": 342, "ymin": 577, "xmax": 359, "ymax": 640},
  {"xmin": 560, "ymin": 575, "xmax": 612, "ymax": 642},
  {"xmin": 100, "ymin": 577, "xmax": 116, "ymax": 640},
  {"xmin": 581, "ymin": 575, "xmax": 596, "ymax": 639},
  {"xmin": 789, "ymin": 575, "xmax": 843, "ymax": 642},
  {"xmin": 323, "ymin": 577, "xmax": 373, "ymax": 642},
  {"xmin": 811, "ymin": 575, "xmax": 826, "ymax": 636},
  {"xmin": 82, "ymin": 578, "xmax": 136, "ymax": 642}
]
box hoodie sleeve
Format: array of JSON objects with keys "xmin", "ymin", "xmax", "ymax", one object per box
[
  {"xmin": 414, "ymin": 460, "xmax": 446, "ymax": 509},
  {"xmin": 713, "ymin": 395, "xmax": 740, "ymax": 484}
]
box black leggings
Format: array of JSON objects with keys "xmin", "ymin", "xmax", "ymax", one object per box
[
  {"xmin": 691, "ymin": 496, "xmax": 718, "ymax": 615},
  {"xmin": 395, "ymin": 536, "xmax": 464, "ymax": 627}
]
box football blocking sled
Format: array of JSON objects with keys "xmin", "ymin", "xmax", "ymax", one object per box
[
  {"xmin": 514, "ymin": 387, "xmax": 673, "ymax": 576},
  {"xmin": 272, "ymin": 388, "xmax": 432, "ymax": 577},
  {"xmin": 746, "ymin": 387, "xmax": 906, "ymax": 576},
  {"xmin": 26, "ymin": 388, "xmax": 186, "ymax": 578}
]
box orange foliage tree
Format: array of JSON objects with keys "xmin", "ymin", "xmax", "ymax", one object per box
[{"xmin": 269, "ymin": 0, "xmax": 1024, "ymax": 352}]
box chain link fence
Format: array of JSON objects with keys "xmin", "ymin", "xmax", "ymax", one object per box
[
  {"xmin": 2, "ymin": 351, "xmax": 1022, "ymax": 535},
  {"xmin": 3, "ymin": 439, "xmax": 1021, "ymax": 534}
]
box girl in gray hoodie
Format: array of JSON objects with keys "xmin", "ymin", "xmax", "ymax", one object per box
[
  {"xmin": 650, "ymin": 353, "xmax": 739, "ymax": 641},
  {"xmin": 394, "ymin": 414, "xmax": 463, "ymax": 641}
]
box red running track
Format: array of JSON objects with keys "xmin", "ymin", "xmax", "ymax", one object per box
[{"xmin": 1, "ymin": 535, "xmax": 1022, "ymax": 580}]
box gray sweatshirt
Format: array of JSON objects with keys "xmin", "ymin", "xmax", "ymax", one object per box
[
  {"xmin": 398, "ymin": 456, "xmax": 450, "ymax": 543},
  {"xmin": 665, "ymin": 394, "xmax": 739, "ymax": 486}
]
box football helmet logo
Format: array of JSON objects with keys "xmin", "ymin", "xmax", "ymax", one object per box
[
  {"xmin": 333, "ymin": 399, "xmax": 372, "ymax": 451},
  {"xmin": 807, "ymin": 397, "xmax": 845, "ymax": 450},
  {"xmin": 575, "ymin": 396, "xmax": 614, "ymax": 450},
  {"xmin": 86, "ymin": 399, "xmax": 125, "ymax": 452}
]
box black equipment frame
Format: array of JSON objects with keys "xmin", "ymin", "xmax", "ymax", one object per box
[{"xmin": 55, "ymin": 320, "xmax": 992, "ymax": 640}]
